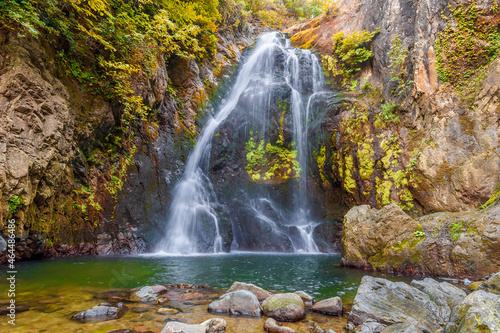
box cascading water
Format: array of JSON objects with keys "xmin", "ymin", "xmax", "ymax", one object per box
[{"xmin": 156, "ymin": 32, "xmax": 331, "ymax": 254}]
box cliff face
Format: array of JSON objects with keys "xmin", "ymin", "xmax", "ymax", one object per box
[
  {"xmin": 288, "ymin": 0, "xmax": 500, "ymax": 214},
  {"xmin": 0, "ymin": 22, "xmax": 256, "ymax": 260}
]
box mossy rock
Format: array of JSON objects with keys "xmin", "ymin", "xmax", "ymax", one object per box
[{"xmin": 261, "ymin": 293, "xmax": 305, "ymax": 322}]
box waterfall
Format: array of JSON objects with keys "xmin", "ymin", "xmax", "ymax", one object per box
[{"xmin": 156, "ymin": 32, "xmax": 329, "ymax": 254}]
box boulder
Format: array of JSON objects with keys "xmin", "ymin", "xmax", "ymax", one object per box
[
  {"xmin": 227, "ymin": 282, "xmax": 272, "ymax": 302},
  {"xmin": 341, "ymin": 203, "xmax": 500, "ymax": 279},
  {"xmin": 130, "ymin": 285, "xmax": 166, "ymax": 302},
  {"xmin": 161, "ymin": 318, "xmax": 226, "ymax": 333},
  {"xmin": 479, "ymin": 272, "xmax": 500, "ymax": 294},
  {"xmin": 410, "ymin": 278, "xmax": 466, "ymax": 320},
  {"xmin": 381, "ymin": 320, "xmax": 423, "ymax": 333},
  {"xmin": 208, "ymin": 290, "xmax": 261, "ymax": 316},
  {"xmin": 356, "ymin": 319, "xmax": 385, "ymax": 333},
  {"xmin": 72, "ymin": 302, "xmax": 124, "ymax": 321},
  {"xmin": 294, "ymin": 291, "xmax": 314, "ymax": 304},
  {"xmin": 264, "ymin": 318, "xmax": 295, "ymax": 333},
  {"xmin": 311, "ymin": 297, "xmax": 342, "ymax": 316},
  {"xmin": 262, "ymin": 293, "xmax": 305, "ymax": 322},
  {"xmin": 348, "ymin": 276, "xmax": 454, "ymax": 332},
  {"xmin": 201, "ymin": 318, "xmax": 226, "ymax": 333},
  {"xmin": 443, "ymin": 290, "xmax": 500, "ymax": 332}
]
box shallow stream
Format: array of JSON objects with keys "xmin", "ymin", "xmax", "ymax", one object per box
[{"xmin": 0, "ymin": 253, "xmax": 412, "ymax": 333}]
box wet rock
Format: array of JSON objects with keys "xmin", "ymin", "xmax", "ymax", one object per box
[
  {"xmin": 348, "ymin": 276, "xmax": 452, "ymax": 332},
  {"xmin": 0, "ymin": 236, "xmax": 6, "ymax": 252},
  {"xmin": 161, "ymin": 318, "xmax": 226, "ymax": 333},
  {"xmin": 72, "ymin": 302, "xmax": 125, "ymax": 321},
  {"xmin": 294, "ymin": 291, "xmax": 314, "ymax": 304},
  {"xmin": 264, "ymin": 318, "xmax": 295, "ymax": 333},
  {"xmin": 201, "ymin": 318, "xmax": 226, "ymax": 333},
  {"xmin": 443, "ymin": 290, "xmax": 500, "ymax": 332},
  {"xmin": 311, "ymin": 297, "xmax": 342, "ymax": 316},
  {"xmin": 479, "ymin": 272, "xmax": 500, "ymax": 294},
  {"xmin": 262, "ymin": 293, "xmax": 305, "ymax": 322},
  {"xmin": 208, "ymin": 290, "xmax": 261, "ymax": 316},
  {"xmin": 157, "ymin": 307, "xmax": 180, "ymax": 315},
  {"xmin": 130, "ymin": 285, "xmax": 166, "ymax": 302},
  {"xmin": 227, "ymin": 281, "xmax": 273, "ymax": 302}
]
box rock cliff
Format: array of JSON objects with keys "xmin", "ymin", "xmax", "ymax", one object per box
[{"xmin": 288, "ymin": 0, "xmax": 500, "ymax": 213}]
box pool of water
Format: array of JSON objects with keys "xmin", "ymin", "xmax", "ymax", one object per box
[{"xmin": 0, "ymin": 253, "xmax": 411, "ymax": 333}]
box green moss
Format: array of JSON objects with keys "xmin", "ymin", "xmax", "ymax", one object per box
[
  {"xmin": 357, "ymin": 141, "xmax": 375, "ymax": 181},
  {"xmin": 8, "ymin": 195, "xmax": 21, "ymax": 214},
  {"xmin": 449, "ymin": 221, "xmax": 465, "ymax": 240},
  {"xmin": 316, "ymin": 145, "xmax": 329, "ymax": 186},
  {"xmin": 342, "ymin": 153, "xmax": 356, "ymax": 194},
  {"xmin": 323, "ymin": 29, "xmax": 378, "ymax": 85},
  {"xmin": 435, "ymin": 1, "xmax": 500, "ymax": 106},
  {"xmin": 245, "ymin": 134, "xmax": 300, "ymax": 184},
  {"xmin": 480, "ymin": 181, "xmax": 500, "ymax": 210}
]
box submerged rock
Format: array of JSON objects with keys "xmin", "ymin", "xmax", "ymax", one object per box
[
  {"xmin": 208, "ymin": 290, "xmax": 261, "ymax": 316},
  {"xmin": 161, "ymin": 318, "xmax": 226, "ymax": 333},
  {"xmin": 72, "ymin": 302, "xmax": 125, "ymax": 321},
  {"xmin": 264, "ymin": 318, "xmax": 295, "ymax": 333},
  {"xmin": 130, "ymin": 285, "xmax": 167, "ymax": 302},
  {"xmin": 348, "ymin": 276, "xmax": 463, "ymax": 332},
  {"xmin": 443, "ymin": 290, "xmax": 500, "ymax": 332},
  {"xmin": 227, "ymin": 281, "xmax": 272, "ymax": 302},
  {"xmin": 311, "ymin": 297, "xmax": 342, "ymax": 316},
  {"xmin": 157, "ymin": 307, "xmax": 180, "ymax": 315},
  {"xmin": 262, "ymin": 293, "xmax": 305, "ymax": 322}
]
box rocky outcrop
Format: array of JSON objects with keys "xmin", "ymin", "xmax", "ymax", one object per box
[
  {"xmin": 341, "ymin": 203, "xmax": 500, "ymax": 278},
  {"xmin": 208, "ymin": 290, "xmax": 261, "ymax": 316},
  {"xmin": 443, "ymin": 290, "xmax": 500, "ymax": 332},
  {"xmin": 287, "ymin": 0, "xmax": 500, "ymax": 214},
  {"xmin": 261, "ymin": 293, "xmax": 306, "ymax": 322},
  {"xmin": 348, "ymin": 276, "xmax": 468, "ymax": 332},
  {"xmin": 0, "ymin": 12, "xmax": 258, "ymax": 260},
  {"xmin": 348, "ymin": 276, "xmax": 458, "ymax": 332}
]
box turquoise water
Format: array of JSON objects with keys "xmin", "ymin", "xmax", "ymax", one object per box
[
  {"xmin": 0, "ymin": 253, "xmax": 417, "ymax": 333},
  {"xmin": 5, "ymin": 253, "xmax": 408, "ymax": 300}
]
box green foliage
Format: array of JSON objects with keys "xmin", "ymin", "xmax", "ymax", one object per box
[
  {"xmin": 322, "ymin": 30, "xmax": 377, "ymax": 85},
  {"xmin": 449, "ymin": 221, "xmax": 464, "ymax": 240},
  {"xmin": 245, "ymin": 133, "xmax": 300, "ymax": 183},
  {"xmin": 8, "ymin": 195, "xmax": 21, "ymax": 214},
  {"xmin": 435, "ymin": 1, "xmax": 500, "ymax": 106},
  {"xmin": 0, "ymin": 0, "xmax": 221, "ymax": 129},
  {"xmin": 379, "ymin": 102, "xmax": 400, "ymax": 124},
  {"xmin": 388, "ymin": 33, "xmax": 413, "ymax": 96},
  {"xmin": 414, "ymin": 230, "xmax": 425, "ymax": 238}
]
